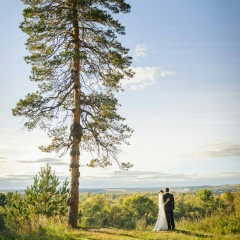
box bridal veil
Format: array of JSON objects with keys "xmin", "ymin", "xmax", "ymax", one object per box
[{"xmin": 153, "ymin": 192, "xmax": 168, "ymax": 231}]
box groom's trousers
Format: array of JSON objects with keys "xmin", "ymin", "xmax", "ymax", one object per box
[{"xmin": 165, "ymin": 209, "xmax": 175, "ymax": 229}]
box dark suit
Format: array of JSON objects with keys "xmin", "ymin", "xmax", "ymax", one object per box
[{"xmin": 163, "ymin": 192, "xmax": 175, "ymax": 229}]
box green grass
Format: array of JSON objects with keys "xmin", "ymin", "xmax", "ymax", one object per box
[
  {"xmin": 1, "ymin": 226, "xmax": 240, "ymax": 240},
  {"xmin": 55, "ymin": 228, "xmax": 240, "ymax": 240},
  {"xmin": 1, "ymin": 214, "xmax": 240, "ymax": 240},
  {"xmin": 65, "ymin": 228, "xmax": 210, "ymax": 239}
]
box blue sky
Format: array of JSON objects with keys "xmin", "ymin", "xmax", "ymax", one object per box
[{"xmin": 0, "ymin": 0, "xmax": 240, "ymax": 190}]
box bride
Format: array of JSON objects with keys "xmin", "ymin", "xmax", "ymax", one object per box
[{"xmin": 153, "ymin": 190, "xmax": 169, "ymax": 231}]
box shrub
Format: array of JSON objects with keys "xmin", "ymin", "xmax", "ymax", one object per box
[{"xmin": 24, "ymin": 164, "xmax": 69, "ymax": 217}]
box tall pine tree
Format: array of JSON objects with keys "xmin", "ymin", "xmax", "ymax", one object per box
[{"xmin": 13, "ymin": 0, "xmax": 133, "ymax": 227}]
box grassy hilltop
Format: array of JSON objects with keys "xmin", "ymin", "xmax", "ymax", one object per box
[
  {"xmin": 0, "ymin": 171, "xmax": 239, "ymax": 240},
  {"xmin": 1, "ymin": 225, "xmax": 239, "ymax": 240}
]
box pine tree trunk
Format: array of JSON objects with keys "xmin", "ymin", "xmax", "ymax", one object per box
[{"xmin": 67, "ymin": 0, "xmax": 81, "ymax": 228}]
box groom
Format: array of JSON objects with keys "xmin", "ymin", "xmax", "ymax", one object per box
[{"xmin": 163, "ymin": 187, "xmax": 175, "ymax": 230}]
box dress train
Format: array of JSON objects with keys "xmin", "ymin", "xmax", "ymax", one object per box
[{"xmin": 153, "ymin": 192, "xmax": 168, "ymax": 231}]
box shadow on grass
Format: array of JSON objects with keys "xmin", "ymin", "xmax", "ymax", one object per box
[
  {"xmin": 78, "ymin": 227, "xmax": 140, "ymax": 239},
  {"xmin": 87, "ymin": 228, "xmax": 134, "ymax": 236},
  {"xmin": 76, "ymin": 227, "xmax": 213, "ymax": 239},
  {"xmin": 173, "ymin": 229, "xmax": 212, "ymax": 238}
]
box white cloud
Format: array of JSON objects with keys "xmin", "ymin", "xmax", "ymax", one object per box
[
  {"xmin": 0, "ymin": 142, "xmax": 11, "ymax": 149},
  {"xmin": 17, "ymin": 157, "xmax": 68, "ymax": 166},
  {"xmin": 133, "ymin": 44, "xmax": 147, "ymax": 61},
  {"xmin": 121, "ymin": 67, "xmax": 174, "ymax": 90},
  {"xmin": 197, "ymin": 142, "xmax": 240, "ymax": 158},
  {"xmin": 1, "ymin": 163, "xmax": 239, "ymax": 189}
]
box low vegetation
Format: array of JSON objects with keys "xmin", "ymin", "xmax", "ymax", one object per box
[{"xmin": 0, "ymin": 165, "xmax": 239, "ymax": 239}]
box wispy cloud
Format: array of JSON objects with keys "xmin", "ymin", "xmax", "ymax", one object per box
[
  {"xmin": 0, "ymin": 156, "xmax": 7, "ymax": 162},
  {"xmin": 1, "ymin": 173, "xmax": 34, "ymax": 179},
  {"xmin": 198, "ymin": 142, "xmax": 240, "ymax": 158},
  {"xmin": 133, "ymin": 44, "xmax": 147, "ymax": 61},
  {"xmin": 78, "ymin": 169, "xmax": 240, "ymax": 188},
  {"xmin": 17, "ymin": 157, "xmax": 68, "ymax": 166},
  {"xmin": 0, "ymin": 168, "xmax": 239, "ymax": 189},
  {"xmin": 121, "ymin": 67, "xmax": 174, "ymax": 90},
  {"xmin": 0, "ymin": 143, "xmax": 11, "ymax": 149},
  {"xmin": 82, "ymin": 170, "xmax": 240, "ymax": 182}
]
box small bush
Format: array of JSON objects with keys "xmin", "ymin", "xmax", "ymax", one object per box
[{"xmin": 135, "ymin": 219, "xmax": 147, "ymax": 230}]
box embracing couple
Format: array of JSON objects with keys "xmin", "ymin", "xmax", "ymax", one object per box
[{"xmin": 153, "ymin": 187, "xmax": 175, "ymax": 231}]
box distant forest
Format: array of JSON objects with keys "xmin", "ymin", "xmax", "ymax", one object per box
[{"xmin": 1, "ymin": 183, "xmax": 238, "ymax": 195}]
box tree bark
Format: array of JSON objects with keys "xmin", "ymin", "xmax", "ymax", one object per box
[{"xmin": 67, "ymin": 0, "xmax": 81, "ymax": 228}]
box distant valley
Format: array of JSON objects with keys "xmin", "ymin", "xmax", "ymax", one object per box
[{"xmin": 1, "ymin": 184, "xmax": 239, "ymax": 195}]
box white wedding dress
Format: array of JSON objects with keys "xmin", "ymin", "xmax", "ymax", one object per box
[{"xmin": 153, "ymin": 192, "xmax": 168, "ymax": 231}]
